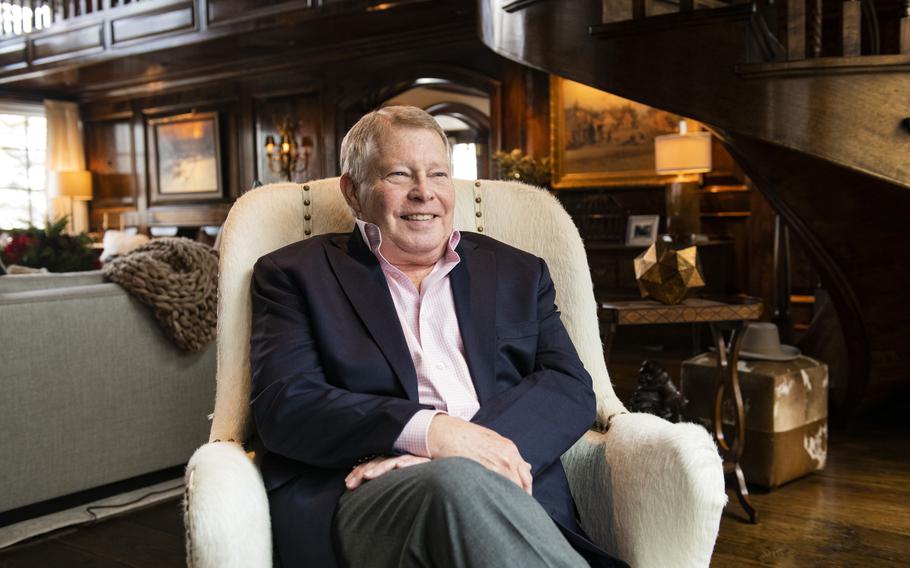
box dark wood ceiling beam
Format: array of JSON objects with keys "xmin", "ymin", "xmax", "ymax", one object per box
[{"xmin": 74, "ymin": 20, "xmax": 476, "ymax": 101}]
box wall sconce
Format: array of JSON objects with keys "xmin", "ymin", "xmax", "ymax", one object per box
[
  {"xmin": 654, "ymin": 120, "xmax": 712, "ymax": 243},
  {"xmin": 264, "ymin": 118, "xmax": 314, "ymax": 182}
]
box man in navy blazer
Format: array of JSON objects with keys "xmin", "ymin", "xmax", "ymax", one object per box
[{"xmin": 250, "ymin": 106, "xmax": 626, "ymax": 567}]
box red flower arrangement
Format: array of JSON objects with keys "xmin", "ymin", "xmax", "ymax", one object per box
[
  {"xmin": 1, "ymin": 217, "xmax": 100, "ymax": 272},
  {"xmin": 2, "ymin": 234, "xmax": 38, "ymax": 266}
]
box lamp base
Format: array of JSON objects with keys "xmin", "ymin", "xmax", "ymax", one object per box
[
  {"xmin": 52, "ymin": 197, "xmax": 90, "ymax": 235},
  {"xmin": 666, "ymin": 179, "xmax": 701, "ymax": 243},
  {"xmin": 70, "ymin": 200, "xmax": 90, "ymax": 235}
]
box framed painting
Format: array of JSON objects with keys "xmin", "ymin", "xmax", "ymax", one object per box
[
  {"xmin": 550, "ymin": 76, "xmax": 686, "ymax": 189},
  {"xmin": 148, "ymin": 111, "xmax": 222, "ymax": 203}
]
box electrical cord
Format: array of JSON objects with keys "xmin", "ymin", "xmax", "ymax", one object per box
[{"xmin": 83, "ymin": 482, "xmax": 184, "ymax": 525}]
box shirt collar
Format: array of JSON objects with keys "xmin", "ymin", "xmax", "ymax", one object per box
[{"xmin": 355, "ymin": 219, "xmax": 461, "ymax": 265}]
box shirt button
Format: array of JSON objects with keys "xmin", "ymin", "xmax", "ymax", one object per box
[{"xmin": 436, "ymin": 362, "xmax": 445, "ymax": 370}]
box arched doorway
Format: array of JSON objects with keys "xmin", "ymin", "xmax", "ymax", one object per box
[
  {"xmin": 335, "ymin": 67, "xmax": 500, "ymax": 180},
  {"xmin": 383, "ymin": 91, "xmax": 491, "ymax": 179}
]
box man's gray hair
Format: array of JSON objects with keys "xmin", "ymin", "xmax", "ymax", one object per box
[{"xmin": 340, "ymin": 105, "xmax": 451, "ymax": 189}]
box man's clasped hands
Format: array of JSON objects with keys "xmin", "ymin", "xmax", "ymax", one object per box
[{"xmin": 345, "ymin": 414, "xmax": 533, "ymax": 495}]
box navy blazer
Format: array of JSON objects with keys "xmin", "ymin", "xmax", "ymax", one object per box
[{"xmin": 250, "ymin": 229, "xmax": 624, "ymax": 568}]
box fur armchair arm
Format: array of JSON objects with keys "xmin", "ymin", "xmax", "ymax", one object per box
[
  {"xmin": 185, "ymin": 442, "xmax": 272, "ymax": 568},
  {"xmin": 562, "ymin": 413, "xmax": 726, "ymax": 568}
]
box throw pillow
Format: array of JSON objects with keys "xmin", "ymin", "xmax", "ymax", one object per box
[{"xmin": 100, "ymin": 230, "xmax": 150, "ymax": 262}]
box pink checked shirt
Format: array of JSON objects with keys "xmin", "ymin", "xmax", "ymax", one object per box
[{"xmin": 356, "ymin": 220, "xmax": 480, "ymax": 458}]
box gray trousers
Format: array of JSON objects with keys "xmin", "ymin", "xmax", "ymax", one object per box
[{"xmin": 335, "ymin": 457, "xmax": 589, "ymax": 568}]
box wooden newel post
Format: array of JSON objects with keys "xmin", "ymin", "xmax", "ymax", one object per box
[
  {"xmin": 900, "ymin": 0, "xmax": 910, "ymax": 54},
  {"xmin": 841, "ymin": 0, "xmax": 862, "ymax": 56}
]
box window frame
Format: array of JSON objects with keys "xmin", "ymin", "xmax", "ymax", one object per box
[{"xmin": 0, "ymin": 99, "xmax": 47, "ymax": 229}]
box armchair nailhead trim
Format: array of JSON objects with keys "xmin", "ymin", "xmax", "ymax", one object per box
[
  {"xmin": 472, "ymin": 181, "xmax": 484, "ymax": 233},
  {"xmin": 301, "ymin": 184, "xmax": 313, "ymax": 238}
]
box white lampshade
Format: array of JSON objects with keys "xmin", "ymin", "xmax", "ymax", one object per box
[
  {"xmin": 53, "ymin": 170, "xmax": 93, "ymax": 200},
  {"xmin": 654, "ymin": 123, "xmax": 712, "ymax": 175}
]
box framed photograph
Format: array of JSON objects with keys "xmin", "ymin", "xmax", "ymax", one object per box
[
  {"xmin": 148, "ymin": 111, "xmax": 222, "ymax": 203},
  {"xmin": 626, "ymin": 215, "xmax": 660, "ymax": 246},
  {"xmin": 550, "ymin": 76, "xmax": 685, "ymax": 189}
]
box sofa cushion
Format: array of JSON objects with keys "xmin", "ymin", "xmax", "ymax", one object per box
[{"xmin": 0, "ymin": 270, "xmax": 106, "ymax": 294}]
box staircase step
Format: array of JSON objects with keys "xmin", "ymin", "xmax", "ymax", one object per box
[{"xmin": 736, "ymin": 54, "xmax": 910, "ymax": 78}]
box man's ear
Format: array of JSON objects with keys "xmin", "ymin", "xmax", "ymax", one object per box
[{"xmin": 340, "ymin": 173, "xmax": 361, "ymax": 217}]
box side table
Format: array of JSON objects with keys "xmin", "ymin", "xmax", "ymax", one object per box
[{"xmin": 599, "ymin": 296, "xmax": 764, "ymax": 523}]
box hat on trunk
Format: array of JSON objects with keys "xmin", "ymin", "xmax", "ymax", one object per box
[{"xmin": 739, "ymin": 322, "xmax": 800, "ymax": 361}]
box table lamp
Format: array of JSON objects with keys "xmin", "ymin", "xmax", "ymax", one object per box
[
  {"xmin": 654, "ymin": 121, "xmax": 712, "ymax": 243},
  {"xmin": 54, "ymin": 170, "xmax": 93, "ymax": 235}
]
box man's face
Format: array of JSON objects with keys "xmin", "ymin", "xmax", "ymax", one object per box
[{"xmin": 344, "ymin": 126, "xmax": 455, "ymax": 267}]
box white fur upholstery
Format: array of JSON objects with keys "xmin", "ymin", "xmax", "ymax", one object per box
[
  {"xmin": 563, "ymin": 414, "xmax": 726, "ymax": 568},
  {"xmin": 184, "ymin": 178, "xmax": 725, "ymax": 567},
  {"xmin": 185, "ymin": 442, "xmax": 271, "ymax": 568}
]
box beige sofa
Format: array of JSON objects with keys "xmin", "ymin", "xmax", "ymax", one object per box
[{"xmin": 0, "ymin": 270, "xmax": 216, "ymax": 515}]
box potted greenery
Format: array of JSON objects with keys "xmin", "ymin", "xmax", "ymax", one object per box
[
  {"xmin": 0, "ymin": 217, "xmax": 100, "ymax": 273},
  {"xmin": 492, "ymin": 149, "xmax": 551, "ymax": 189}
]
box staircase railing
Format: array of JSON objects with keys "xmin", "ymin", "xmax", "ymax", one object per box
[
  {"xmin": 0, "ymin": 0, "xmax": 144, "ymax": 39},
  {"xmin": 595, "ymin": 0, "xmax": 910, "ymax": 62}
]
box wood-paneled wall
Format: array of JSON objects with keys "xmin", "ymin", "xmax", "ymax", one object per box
[
  {"xmin": 82, "ymin": 37, "xmax": 551, "ymax": 232},
  {"xmin": 74, "ymin": 18, "xmax": 784, "ymax": 325},
  {"xmin": 80, "ymin": 34, "xmax": 784, "ymax": 310}
]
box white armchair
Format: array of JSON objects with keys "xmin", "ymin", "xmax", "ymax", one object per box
[{"xmin": 184, "ymin": 178, "xmax": 726, "ymax": 568}]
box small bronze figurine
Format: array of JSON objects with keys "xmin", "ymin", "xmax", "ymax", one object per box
[{"xmin": 628, "ymin": 359, "xmax": 688, "ymax": 423}]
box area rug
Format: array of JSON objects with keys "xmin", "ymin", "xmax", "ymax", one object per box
[{"xmin": 0, "ymin": 477, "xmax": 184, "ymax": 549}]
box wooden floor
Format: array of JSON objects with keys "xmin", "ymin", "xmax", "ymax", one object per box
[
  {"xmin": 2, "ymin": 344, "xmax": 908, "ymax": 567},
  {"xmin": 0, "ymin": 500, "xmax": 185, "ymax": 567},
  {"xmin": 712, "ymin": 423, "xmax": 910, "ymax": 567}
]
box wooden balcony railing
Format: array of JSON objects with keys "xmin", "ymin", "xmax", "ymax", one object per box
[
  {"xmin": 0, "ymin": 0, "xmax": 333, "ymax": 80},
  {"xmin": 593, "ymin": 0, "xmax": 910, "ymax": 63},
  {"xmin": 0, "ymin": 0, "xmax": 144, "ymax": 39}
]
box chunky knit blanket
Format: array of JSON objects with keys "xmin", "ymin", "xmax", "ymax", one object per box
[{"xmin": 104, "ymin": 237, "xmax": 218, "ymax": 352}]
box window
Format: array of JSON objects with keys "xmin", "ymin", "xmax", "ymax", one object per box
[
  {"xmin": 0, "ymin": 103, "xmax": 46, "ymax": 229},
  {"xmin": 452, "ymin": 143, "xmax": 478, "ymax": 180}
]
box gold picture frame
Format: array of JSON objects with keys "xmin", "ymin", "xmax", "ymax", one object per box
[
  {"xmin": 550, "ymin": 76, "xmax": 686, "ymax": 189},
  {"xmin": 147, "ymin": 111, "xmax": 223, "ymax": 204}
]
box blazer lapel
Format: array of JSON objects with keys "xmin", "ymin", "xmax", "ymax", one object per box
[
  {"xmin": 451, "ymin": 237, "xmax": 497, "ymax": 404},
  {"xmin": 324, "ymin": 229, "xmax": 419, "ymax": 401}
]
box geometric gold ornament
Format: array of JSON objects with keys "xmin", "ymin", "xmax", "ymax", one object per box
[{"xmin": 633, "ymin": 241, "xmax": 705, "ymax": 304}]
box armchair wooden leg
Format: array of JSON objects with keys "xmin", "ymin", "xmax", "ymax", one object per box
[
  {"xmin": 725, "ymin": 461, "xmax": 759, "ymax": 523},
  {"xmin": 711, "ymin": 321, "xmax": 760, "ymax": 524}
]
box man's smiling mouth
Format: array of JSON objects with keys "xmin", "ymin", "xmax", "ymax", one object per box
[{"xmin": 400, "ymin": 214, "xmax": 437, "ymax": 221}]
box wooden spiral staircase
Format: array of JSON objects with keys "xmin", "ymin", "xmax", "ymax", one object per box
[{"xmin": 479, "ymin": 0, "xmax": 910, "ymax": 415}]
